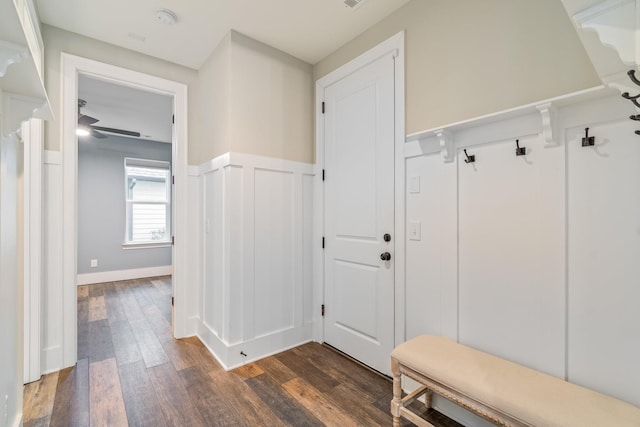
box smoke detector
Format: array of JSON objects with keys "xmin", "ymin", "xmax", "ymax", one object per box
[
  {"xmin": 155, "ymin": 9, "xmax": 177, "ymax": 25},
  {"xmin": 344, "ymin": 0, "xmax": 368, "ymax": 9}
]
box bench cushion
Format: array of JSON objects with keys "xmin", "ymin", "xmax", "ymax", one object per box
[{"xmin": 391, "ymin": 335, "xmax": 640, "ymax": 427}]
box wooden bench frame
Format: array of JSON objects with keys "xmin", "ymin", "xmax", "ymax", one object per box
[{"xmin": 391, "ymin": 357, "xmax": 532, "ymax": 427}]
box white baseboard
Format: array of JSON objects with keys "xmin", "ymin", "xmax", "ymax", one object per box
[
  {"xmin": 197, "ymin": 320, "xmax": 312, "ymax": 370},
  {"xmin": 42, "ymin": 345, "xmax": 62, "ymax": 374},
  {"xmin": 76, "ymin": 265, "xmax": 172, "ymax": 285}
]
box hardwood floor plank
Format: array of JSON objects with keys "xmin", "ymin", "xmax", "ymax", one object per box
[
  {"xmin": 105, "ymin": 290, "xmax": 127, "ymax": 324},
  {"xmin": 110, "ymin": 319, "xmax": 143, "ymax": 366},
  {"xmin": 161, "ymin": 337, "xmax": 200, "ymax": 371},
  {"xmin": 23, "ymin": 416, "xmax": 50, "ymax": 427},
  {"xmin": 255, "ymin": 355, "xmax": 297, "ymax": 384},
  {"xmin": 232, "ymin": 363, "xmax": 264, "ymax": 379},
  {"xmin": 179, "ymin": 365, "xmax": 247, "ymax": 426},
  {"xmin": 142, "ymin": 303, "xmax": 172, "ymax": 341},
  {"xmin": 118, "ymin": 359, "xmax": 168, "ymax": 427},
  {"xmin": 77, "ymin": 299, "xmax": 89, "ymax": 360},
  {"xmin": 181, "ymin": 337, "xmax": 223, "ymax": 374},
  {"xmin": 304, "ymin": 343, "xmax": 391, "ymax": 400},
  {"xmin": 50, "ymin": 358, "xmax": 89, "ymax": 427},
  {"xmin": 88, "ymin": 295, "xmax": 107, "ymax": 321},
  {"xmin": 148, "ymin": 362, "xmax": 207, "ymax": 427},
  {"xmin": 23, "ymin": 371, "xmax": 59, "ymax": 423},
  {"xmin": 209, "ymin": 370, "xmax": 288, "ymax": 427},
  {"xmin": 89, "ymin": 358, "xmax": 129, "ymax": 427},
  {"xmin": 77, "ymin": 285, "xmax": 89, "ymax": 299},
  {"xmin": 275, "ymin": 348, "xmax": 340, "ymax": 392},
  {"xmin": 150, "ymin": 277, "xmax": 172, "ymax": 295},
  {"xmin": 325, "ymin": 382, "xmax": 392, "ymax": 425},
  {"xmin": 88, "ymin": 283, "xmax": 105, "ymax": 297},
  {"xmin": 245, "ymin": 373, "xmax": 324, "ymax": 427},
  {"xmin": 117, "ymin": 284, "xmax": 145, "ymax": 323},
  {"xmin": 88, "ymin": 319, "xmax": 115, "ymax": 363},
  {"xmin": 282, "ymin": 377, "xmax": 361, "ymax": 427},
  {"xmin": 129, "ymin": 318, "xmax": 169, "ymax": 368}
]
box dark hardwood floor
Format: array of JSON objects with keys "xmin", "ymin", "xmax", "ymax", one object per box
[{"xmin": 23, "ymin": 277, "xmax": 461, "ymax": 426}]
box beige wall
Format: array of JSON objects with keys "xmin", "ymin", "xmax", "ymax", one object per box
[
  {"xmin": 192, "ymin": 33, "xmax": 232, "ymax": 163},
  {"xmin": 41, "ymin": 25, "xmax": 198, "ymax": 154},
  {"xmin": 193, "ymin": 30, "xmax": 313, "ymax": 165},
  {"xmin": 314, "ymin": 0, "xmax": 601, "ymax": 135},
  {"xmin": 230, "ymin": 31, "xmax": 313, "ymax": 163}
]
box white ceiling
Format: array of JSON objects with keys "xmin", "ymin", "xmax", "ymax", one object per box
[
  {"xmin": 36, "ymin": 0, "xmax": 411, "ymax": 69},
  {"xmin": 78, "ymin": 74, "xmax": 173, "ymax": 143}
]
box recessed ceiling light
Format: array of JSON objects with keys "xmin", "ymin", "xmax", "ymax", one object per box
[
  {"xmin": 344, "ymin": 0, "xmax": 368, "ymax": 9},
  {"xmin": 155, "ymin": 9, "xmax": 177, "ymax": 25}
]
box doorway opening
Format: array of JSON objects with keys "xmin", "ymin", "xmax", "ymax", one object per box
[{"xmin": 60, "ymin": 54, "xmax": 189, "ymax": 369}]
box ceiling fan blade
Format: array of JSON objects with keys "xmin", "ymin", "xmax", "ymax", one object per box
[
  {"xmin": 92, "ymin": 125, "xmax": 141, "ymax": 138},
  {"xmin": 90, "ymin": 128, "xmax": 108, "ymax": 139},
  {"xmin": 78, "ymin": 114, "xmax": 99, "ymax": 126}
]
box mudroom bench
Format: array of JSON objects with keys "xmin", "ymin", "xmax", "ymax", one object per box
[{"xmin": 390, "ymin": 335, "xmax": 640, "ymax": 427}]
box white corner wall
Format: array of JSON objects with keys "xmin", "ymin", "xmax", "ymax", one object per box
[
  {"xmin": 196, "ymin": 152, "xmax": 314, "ymax": 369},
  {"xmin": 403, "ymin": 88, "xmax": 640, "ymax": 422}
]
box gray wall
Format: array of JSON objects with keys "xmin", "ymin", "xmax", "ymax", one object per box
[{"xmin": 78, "ymin": 135, "xmax": 172, "ymax": 274}]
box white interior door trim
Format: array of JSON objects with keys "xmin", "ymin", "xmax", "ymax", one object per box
[
  {"xmin": 60, "ymin": 53, "xmax": 189, "ymax": 368},
  {"xmin": 313, "ymin": 31, "xmax": 405, "ymax": 346},
  {"xmin": 23, "ymin": 118, "xmax": 43, "ymax": 383}
]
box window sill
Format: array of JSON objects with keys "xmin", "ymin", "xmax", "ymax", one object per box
[{"xmin": 122, "ymin": 241, "xmax": 171, "ymax": 250}]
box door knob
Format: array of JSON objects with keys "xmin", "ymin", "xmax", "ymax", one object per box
[{"xmin": 380, "ymin": 252, "xmax": 391, "ymax": 261}]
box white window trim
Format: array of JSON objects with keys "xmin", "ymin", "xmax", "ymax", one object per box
[{"xmin": 124, "ymin": 157, "xmax": 171, "ymax": 245}]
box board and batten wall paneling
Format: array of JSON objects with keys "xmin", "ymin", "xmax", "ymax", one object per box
[
  {"xmin": 203, "ymin": 167, "xmax": 224, "ymax": 338},
  {"xmin": 403, "ymin": 89, "xmax": 640, "ymax": 417},
  {"xmin": 254, "ymin": 169, "xmax": 295, "ymax": 337},
  {"xmin": 457, "ymin": 134, "xmax": 566, "ymax": 377},
  {"xmin": 197, "ymin": 153, "xmax": 314, "ymax": 369},
  {"xmin": 405, "ymin": 153, "xmax": 458, "ymax": 341},
  {"xmin": 567, "ymin": 119, "xmax": 640, "ymax": 407},
  {"xmin": 43, "ymin": 151, "xmax": 63, "ymax": 373}
]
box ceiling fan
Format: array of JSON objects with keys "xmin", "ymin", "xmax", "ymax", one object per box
[{"xmin": 77, "ymin": 99, "xmax": 141, "ymax": 139}]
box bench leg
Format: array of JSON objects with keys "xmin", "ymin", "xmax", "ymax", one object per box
[
  {"xmin": 391, "ymin": 358, "xmax": 402, "ymax": 427},
  {"xmin": 425, "ymin": 389, "xmax": 433, "ymax": 409}
]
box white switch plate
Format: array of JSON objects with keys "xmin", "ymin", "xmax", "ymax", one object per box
[
  {"xmin": 409, "ymin": 176, "xmax": 420, "ymax": 193},
  {"xmin": 90, "ymin": 259, "xmax": 98, "ymax": 268},
  {"xmin": 409, "ymin": 221, "xmax": 421, "ymax": 241}
]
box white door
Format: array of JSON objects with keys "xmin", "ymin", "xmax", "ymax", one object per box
[{"xmin": 323, "ymin": 52, "xmax": 395, "ymax": 374}]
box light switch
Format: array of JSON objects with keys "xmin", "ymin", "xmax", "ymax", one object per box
[
  {"xmin": 409, "ymin": 176, "xmax": 420, "ymax": 194},
  {"xmin": 409, "ymin": 221, "xmax": 421, "ymax": 241}
]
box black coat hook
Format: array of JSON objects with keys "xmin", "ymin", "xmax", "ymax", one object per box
[
  {"xmin": 622, "ymin": 92, "xmax": 640, "ymax": 108},
  {"xmin": 515, "ymin": 139, "xmax": 526, "ymax": 156},
  {"xmin": 630, "ymin": 115, "xmax": 640, "ymax": 121},
  {"xmin": 628, "ymin": 69, "xmax": 640, "ymax": 86},
  {"xmin": 582, "ymin": 127, "xmax": 595, "ymax": 147},
  {"xmin": 463, "ymin": 149, "xmax": 475, "ymax": 163}
]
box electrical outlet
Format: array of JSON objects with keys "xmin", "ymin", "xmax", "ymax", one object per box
[
  {"xmin": 90, "ymin": 259, "xmax": 98, "ymax": 268},
  {"xmin": 409, "ymin": 221, "xmax": 421, "ymax": 241}
]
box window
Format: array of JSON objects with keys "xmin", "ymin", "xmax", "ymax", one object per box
[{"xmin": 124, "ymin": 158, "xmax": 171, "ymax": 246}]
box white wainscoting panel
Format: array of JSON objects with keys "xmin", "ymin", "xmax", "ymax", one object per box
[
  {"xmin": 458, "ymin": 134, "xmax": 566, "ymax": 377},
  {"xmin": 254, "ymin": 168, "xmax": 295, "ymax": 337},
  {"xmin": 403, "ymin": 88, "xmax": 640, "ymax": 420},
  {"xmin": 198, "ymin": 153, "xmax": 314, "ymax": 369},
  {"xmin": 42, "ymin": 151, "xmax": 63, "ymax": 373},
  {"xmin": 566, "ymin": 119, "xmax": 640, "ymax": 407}
]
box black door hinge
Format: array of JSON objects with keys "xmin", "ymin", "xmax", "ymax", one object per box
[
  {"xmin": 322, "ymin": 237, "xmax": 325, "ymax": 249},
  {"xmin": 172, "ymin": 236, "xmax": 175, "ymax": 245},
  {"xmin": 322, "ymin": 169, "xmax": 325, "ymax": 181},
  {"xmin": 322, "ymin": 102, "xmax": 325, "ymax": 114},
  {"xmin": 171, "ymin": 296, "xmax": 174, "ymax": 306},
  {"xmin": 172, "ymin": 114, "xmax": 175, "ymax": 124},
  {"xmin": 321, "ymin": 304, "xmax": 325, "ymax": 317},
  {"xmin": 172, "ymin": 175, "xmax": 175, "ymax": 185}
]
